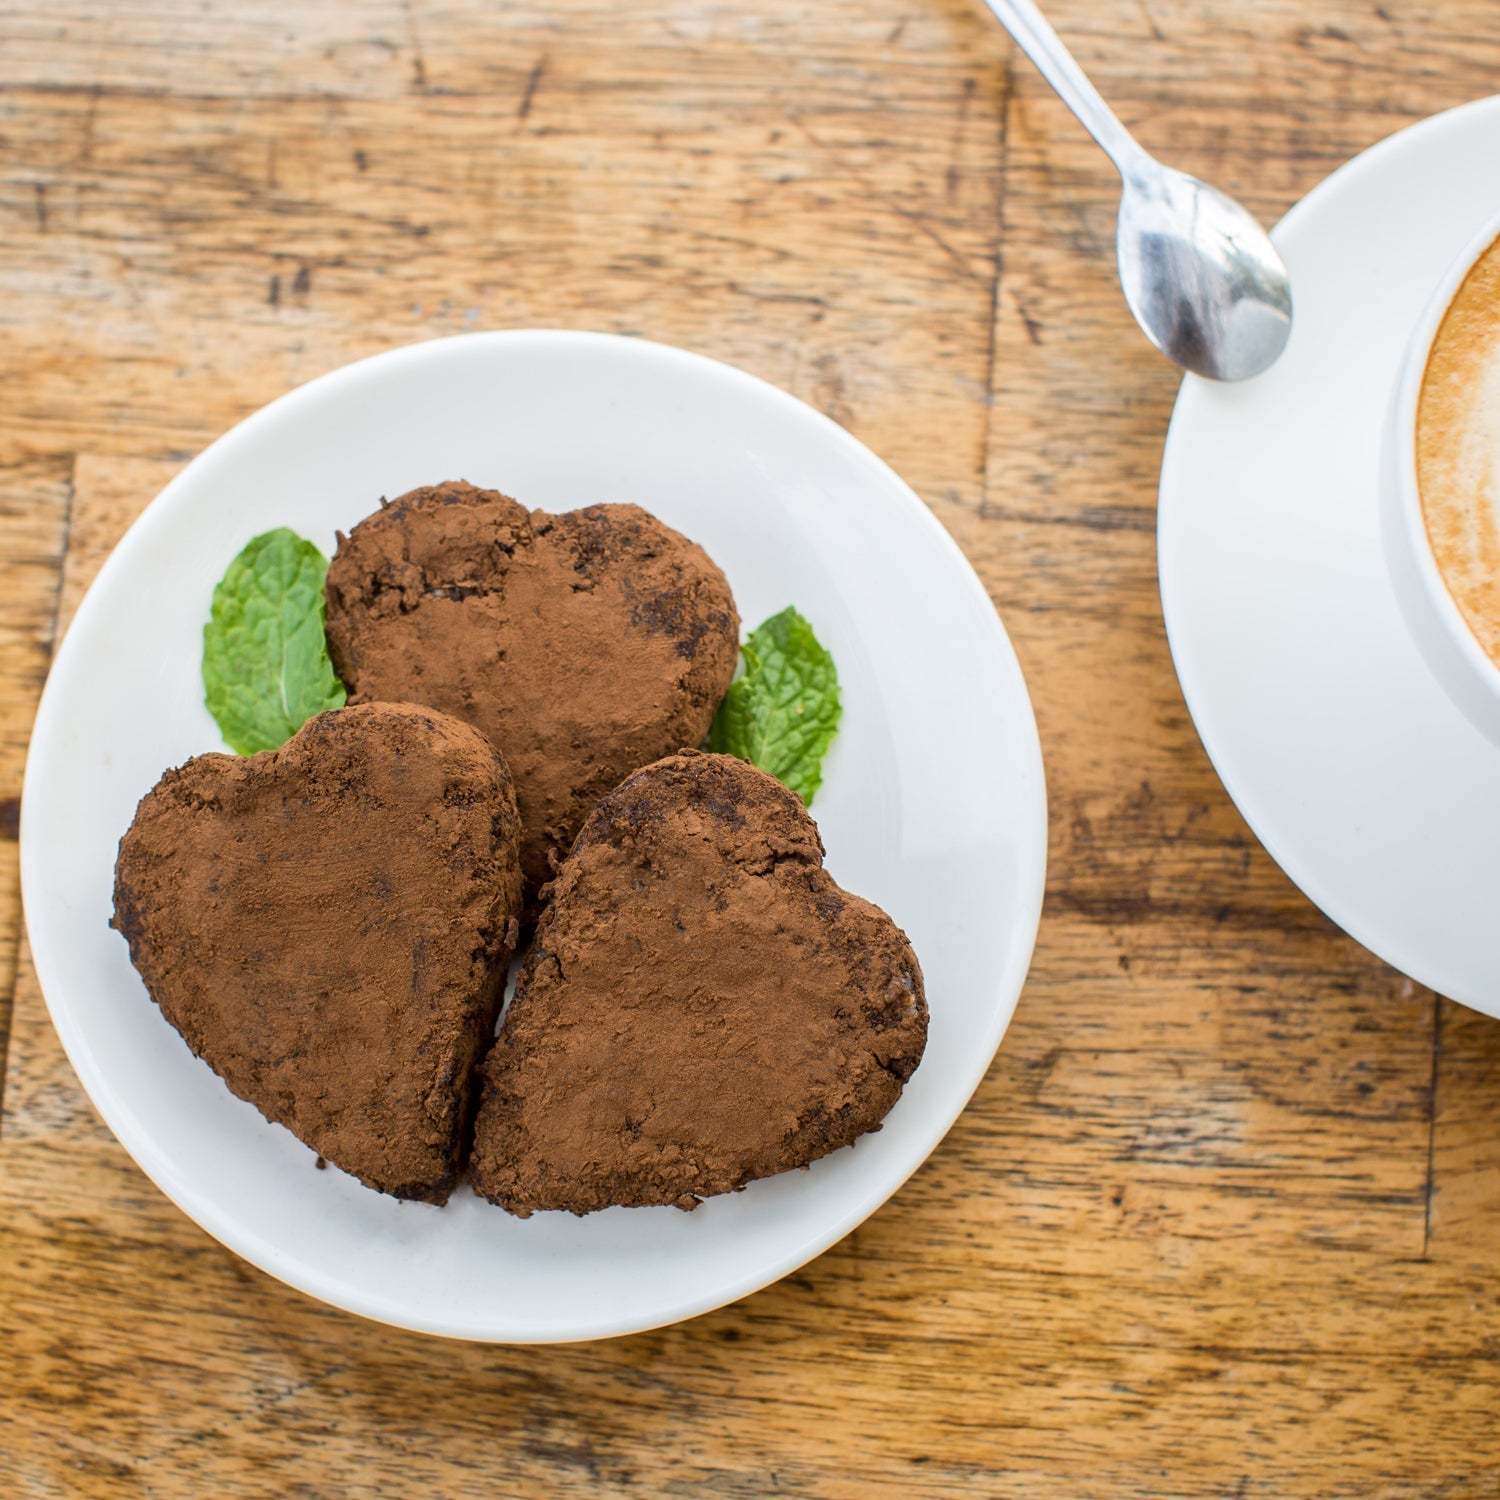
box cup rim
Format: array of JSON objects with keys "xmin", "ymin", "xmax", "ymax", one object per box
[{"xmin": 1392, "ymin": 202, "xmax": 1500, "ymax": 699}]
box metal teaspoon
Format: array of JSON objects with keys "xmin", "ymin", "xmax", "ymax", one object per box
[{"xmin": 979, "ymin": 0, "xmax": 1293, "ymax": 381}]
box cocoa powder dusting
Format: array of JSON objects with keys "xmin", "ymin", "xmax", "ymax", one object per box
[
  {"xmin": 111, "ymin": 702, "xmax": 525, "ymax": 1202},
  {"xmin": 469, "ymin": 751, "xmax": 928, "ymax": 1216},
  {"xmin": 323, "ymin": 481, "xmax": 740, "ymax": 905}
]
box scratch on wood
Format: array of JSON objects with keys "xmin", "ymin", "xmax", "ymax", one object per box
[
  {"xmin": 977, "ymin": 53, "xmax": 1013, "ymax": 495},
  {"xmin": 1013, "ymin": 291, "xmax": 1043, "ymax": 345},
  {"xmin": 946, "ymin": 76, "xmax": 976, "ymax": 203},
  {"xmin": 681, "ymin": 226, "xmax": 794, "ymax": 260},
  {"xmin": 1422, "ymin": 992, "xmax": 1442, "ymax": 1258},
  {"xmin": 784, "ymin": 109, "xmax": 986, "ymax": 282},
  {"xmin": 518, "ymin": 55, "xmax": 548, "ymax": 121},
  {"xmin": 76, "ymin": 80, "xmax": 100, "ymax": 164},
  {"xmin": 42, "ymin": 460, "xmax": 77, "ymax": 687},
  {"xmin": 1, "ymin": 459, "xmax": 77, "ymax": 1128},
  {"xmin": 403, "ymin": 0, "xmax": 429, "ymax": 90},
  {"xmin": 890, "ymin": 204, "xmax": 986, "ymax": 283},
  {"xmin": 1136, "ymin": 0, "xmax": 1167, "ymax": 42},
  {"xmin": 810, "ymin": 352, "xmax": 854, "ymax": 427},
  {"xmin": 32, "ymin": 183, "xmax": 47, "ymax": 232},
  {"xmin": 725, "ymin": 281, "xmax": 826, "ymax": 308}
]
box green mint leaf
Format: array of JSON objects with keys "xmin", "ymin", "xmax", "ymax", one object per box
[
  {"xmin": 706, "ymin": 606, "xmax": 841, "ymax": 804},
  {"xmin": 202, "ymin": 528, "xmax": 346, "ymax": 755}
]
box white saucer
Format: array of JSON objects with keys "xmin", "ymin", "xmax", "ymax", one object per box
[
  {"xmin": 1159, "ymin": 97, "xmax": 1500, "ymax": 1012},
  {"xmin": 20, "ymin": 331, "xmax": 1046, "ymax": 1341}
]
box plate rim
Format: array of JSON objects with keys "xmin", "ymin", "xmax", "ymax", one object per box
[
  {"xmin": 19, "ymin": 328, "xmax": 1049, "ymax": 1341},
  {"xmin": 1157, "ymin": 96, "xmax": 1500, "ymax": 1009}
]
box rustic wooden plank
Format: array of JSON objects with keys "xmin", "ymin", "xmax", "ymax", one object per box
[
  {"xmin": 52, "ymin": 454, "xmax": 181, "ymax": 641},
  {"xmin": 2, "ymin": 454, "xmax": 179, "ymax": 1141},
  {"xmin": 0, "ymin": 0, "xmax": 1009, "ymax": 505},
  {"xmin": 0, "ymin": 460, "xmax": 72, "ymax": 787},
  {"xmin": 1427, "ymin": 999, "xmax": 1500, "ymax": 1263},
  {"xmin": 0, "ymin": 457, "xmax": 73, "ymax": 1108},
  {"xmin": 4, "ymin": 1131, "xmax": 1500, "ymax": 1500}
]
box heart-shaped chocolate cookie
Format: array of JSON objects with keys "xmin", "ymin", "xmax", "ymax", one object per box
[
  {"xmin": 469, "ymin": 750, "xmax": 928, "ymax": 1216},
  {"xmin": 111, "ymin": 702, "xmax": 525, "ymax": 1202},
  {"xmin": 323, "ymin": 481, "xmax": 740, "ymax": 905}
]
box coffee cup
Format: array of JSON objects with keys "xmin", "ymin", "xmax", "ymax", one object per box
[{"xmin": 1383, "ymin": 208, "xmax": 1500, "ymax": 747}]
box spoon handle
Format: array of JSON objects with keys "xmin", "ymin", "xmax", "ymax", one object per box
[{"xmin": 978, "ymin": 0, "xmax": 1148, "ymax": 177}]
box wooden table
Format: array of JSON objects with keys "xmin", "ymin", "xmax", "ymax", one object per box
[{"xmin": 4, "ymin": 2, "xmax": 1500, "ymax": 1493}]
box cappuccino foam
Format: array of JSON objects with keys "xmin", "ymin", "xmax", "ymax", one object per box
[{"xmin": 1417, "ymin": 232, "xmax": 1500, "ymax": 667}]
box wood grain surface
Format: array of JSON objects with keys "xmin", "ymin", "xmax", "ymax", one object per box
[{"xmin": 4, "ymin": 2, "xmax": 1500, "ymax": 1494}]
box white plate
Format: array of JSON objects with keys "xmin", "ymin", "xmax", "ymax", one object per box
[
  {"xmin": 21, "ymin": 330, "xmax": 1047, "ymax": 1341},
  {"xmin": 1159, "ymin": 98, "xmax": 1500, "ymax": 1011}
]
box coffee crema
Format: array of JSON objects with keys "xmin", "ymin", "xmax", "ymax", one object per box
[{"xmin": 1417, "ymin": 232, "xmax": 1500, "ymax": 667}]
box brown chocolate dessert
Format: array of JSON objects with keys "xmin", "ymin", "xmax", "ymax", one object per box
[
  {"xmin": 111, "ymin": 702, "xmax": 525, "ymax": 1202},
  {"xmin": 469, "ymin": 750, "xmax": 927, "ymax": 1216},
  {"xmin": 323, "ymin": 481, "xmax": 740, "ymax": 905}
]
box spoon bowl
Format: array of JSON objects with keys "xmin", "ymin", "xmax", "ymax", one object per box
[
  {"xmin": 1117, "ymin": 164, "xmax": 1293, "ymax": 382},
  {"xmin": 981, "ymin": 0, "xmax": 1293, "ymax": 381}
]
